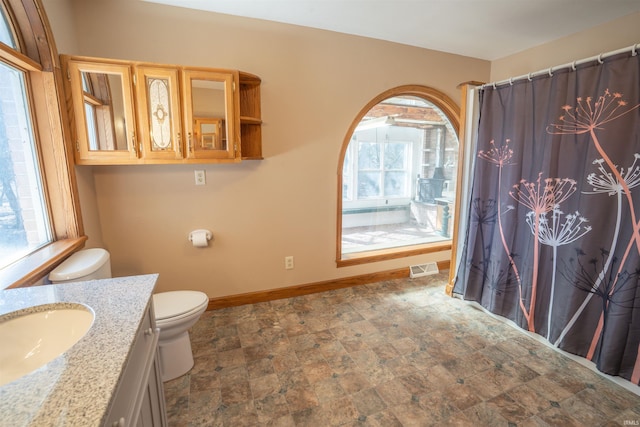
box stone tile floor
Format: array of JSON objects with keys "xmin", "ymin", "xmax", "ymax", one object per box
[{"xmin": 163, "ymin": 273, "xmax": 640, "ymax": 426}]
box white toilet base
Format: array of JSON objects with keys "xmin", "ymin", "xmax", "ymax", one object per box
[{"xmin": 158, "ymin": 331, "xmax": 194, "ymax": 382}]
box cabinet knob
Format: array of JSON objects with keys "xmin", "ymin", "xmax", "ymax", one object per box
[{"xmin": 145, "ymin": 328, "xmax": 153, "ymax": 336}]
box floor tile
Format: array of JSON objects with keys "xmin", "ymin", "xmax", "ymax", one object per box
[{"xmin": 162, "ymin": 273, "xmax": 640, "ymax": 426}]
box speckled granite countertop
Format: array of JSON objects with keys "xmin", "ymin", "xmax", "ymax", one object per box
[{"xmin": 0, "ymin": 274, "xmax": 158, "ymax": 427}]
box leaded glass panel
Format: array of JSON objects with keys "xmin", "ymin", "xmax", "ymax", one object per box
[{"xmin": 147, "ymin": 77, "xmax": 172, "ymax": 150}]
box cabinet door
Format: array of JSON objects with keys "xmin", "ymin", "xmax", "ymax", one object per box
[
  {"xmin": 66, "ymin": 59, "xmax": 139, "ymax": 164},
  {"xmin": 135, "ymin": 66, "xmax": 183, "ymax": 161},
  {"xmin": 182, "ymin": 69, "xmax": 238, "ymax": 160}
]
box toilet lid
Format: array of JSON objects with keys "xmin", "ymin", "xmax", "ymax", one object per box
[
  {"xmin": 49, "ymin": 248, "xmax": 110, "ymax": 281},
  {"xmin": 153, "ymin": 291, "xmax": 208, "ymax": 320}
]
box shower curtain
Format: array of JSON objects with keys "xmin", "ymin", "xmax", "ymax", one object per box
[{"xmin": 453, "ymin": 51, "xmax": 640, "ymax": 383}]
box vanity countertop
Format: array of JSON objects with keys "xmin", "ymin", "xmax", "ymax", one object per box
[{"xmin": 0, "ymin": 274, "xmax": 158, "ymax": 427}]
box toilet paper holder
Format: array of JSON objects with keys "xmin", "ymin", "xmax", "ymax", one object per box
[{"xmin": 189, "ymin": 229, "xmax": 213, "ymax": 246}]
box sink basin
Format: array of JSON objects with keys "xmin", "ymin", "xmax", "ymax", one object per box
[{"xmin": 0, "ymin": 303, "xmax": 94, "ymax": 386}]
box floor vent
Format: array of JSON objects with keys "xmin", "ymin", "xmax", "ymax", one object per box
[{"xmin": 409, "ymin": 262, "xmax": 439, "ymax": 278}]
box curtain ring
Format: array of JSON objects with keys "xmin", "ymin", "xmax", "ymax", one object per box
[
  {"xmin": 527, "ymin": 73, "xmax": 532, "ymax": 82},
  {"xmin": 492, "ymin": 82, "xmax": 497, "ymax": 89},
  {"xmin": 509, "ymin": 78, "xmax": 513, "ymax": 86},
  {"xmin": 597, "ymin": 53, "xmax": 604, "ymax": 64},
  {"xmin": 571, "ymin": 61, "xmax": 577, "ymax": 71},
  {"xmin": 633, "ymin": 44, "xmax": 638, "ymax": 57},
  {"xmin": 548, "ymin": 68, "xmax": 553, "ymax": 77}
]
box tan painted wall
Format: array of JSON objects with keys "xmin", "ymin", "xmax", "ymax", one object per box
[
  {"xmin": 38, "ymin": 0, "xmax": 640, "ymax": 297},
  {"xmin": 40, "ymin": 1, "xmax": 640, "ymax": 298},
  {"xmin": 42, "ymin": 0, "xmax": 492, "ymax": 297},
  {"xmin": 490, "ymin": 12, "xmax": 640, "ymax": 82}
]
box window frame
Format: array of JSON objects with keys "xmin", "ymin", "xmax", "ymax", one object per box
[
  {"xmin": 0, "ymin": 0, "xmax": 85, "ymax": 289},
  {"xmin": 336, "ymin": 85, "xmax": 459, "ymax": 267}
]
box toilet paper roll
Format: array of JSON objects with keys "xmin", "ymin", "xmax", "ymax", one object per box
[{"xmin": 190, "ymin": 230, "xmax": 210, "ymax": 247}]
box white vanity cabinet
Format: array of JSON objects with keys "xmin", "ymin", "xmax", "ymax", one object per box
[{"xmin": 105, "ymin": 302, "xmax": 167, "ymax": 427}]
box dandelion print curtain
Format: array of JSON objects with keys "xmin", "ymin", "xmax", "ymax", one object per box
[{"xmin": 453, "ymin": 52, "xmax": 640, "ymax": 383}]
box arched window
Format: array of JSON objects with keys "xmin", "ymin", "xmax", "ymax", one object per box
[
  {"xmin": 337, "ymin": 85, "xmax": 459, "ymax": 266},
  {"xmin": 1, "ymin": 0, "xmax": 84, "ymax": 288}
]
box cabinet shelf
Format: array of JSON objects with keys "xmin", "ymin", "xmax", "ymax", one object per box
[
  {"xmin": 239, "ymin": 72, "xmax": 262, "ymax": 160},
  {"xmin": 240, "ymin": 116, "xmax": 262, "ymax": 125}
]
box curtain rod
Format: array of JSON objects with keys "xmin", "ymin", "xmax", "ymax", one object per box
[{"xmin": 479, "ymin": 43, "xmax": 639, "ymax": 90}]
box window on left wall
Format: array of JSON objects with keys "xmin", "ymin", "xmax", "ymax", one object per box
[
  {"xmin": 0, "ymin": 61, "xmax": 52, "ymax": 269},
  {"xmin": 0, "ymin": 0, "xmax": 85, "ymax": 288}
]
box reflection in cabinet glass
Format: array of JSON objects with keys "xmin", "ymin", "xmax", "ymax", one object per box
[
  {"xmin": 82, "ymin": 72, "xmax": 126, "ymax": 150},
  {"xmin": 194, "ymin": 118, "xmax": 223, "ymax": 150},
  {"xmin": 67, "ymin": 60, "xmax": 138, "ymax": 163},
  {"xmin": 182, "ymin": 69, "xmax": 238, "ymax": 160}
]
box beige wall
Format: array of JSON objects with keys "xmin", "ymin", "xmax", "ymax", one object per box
[
  {"xmin": 43, "ymin": 0, "xmax": 491, "ymax": 297},
  {"xmin": 40, "ymin": 1, "xmax": 640, "ymax": 298},
  {"xmin": 491, "ymin": 12, "xmax": 640, "ymax": 82}
]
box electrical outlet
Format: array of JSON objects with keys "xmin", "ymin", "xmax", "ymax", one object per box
[
  {"xmin": 195, "ymin": 170, "xmax": 206, "ymax": 185},
  {"xmin": 284, "ymin": 256, "xmax": 294, "ymax": 270}
]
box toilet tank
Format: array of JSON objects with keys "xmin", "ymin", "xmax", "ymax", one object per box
[{"xmin": 49, "ymin": 248, "xmax": 112, "ymax": 284}]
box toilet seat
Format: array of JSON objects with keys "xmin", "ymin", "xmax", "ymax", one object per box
[
  {"xmin": 152, "ymin": 290, "xmax": 209, "ymax": 381},
  {"xmin": 153, "ymin": 291, "xmax": 208, "ymax": 323}
]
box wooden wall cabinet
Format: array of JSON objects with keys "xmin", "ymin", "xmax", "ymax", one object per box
[{"xmin": 61, "ymin": 55, "xmax": 262, "ymax": 165}]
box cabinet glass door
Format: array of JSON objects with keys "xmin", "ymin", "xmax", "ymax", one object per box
[
  {"xmin": 67, "ymin": 60, "xmax": 138, "ymax": 163},
  {"xmin": 182, "ymin": 69, "xmax": 237, "ymax": 160},
  {"xmin": 136, "ymin": 66, "xmax": 182, "ymax": 160}
]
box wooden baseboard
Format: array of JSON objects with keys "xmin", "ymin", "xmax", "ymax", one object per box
[{"xmin": 207, "ymin": 259, "xmax": 450, "ymax": 310}]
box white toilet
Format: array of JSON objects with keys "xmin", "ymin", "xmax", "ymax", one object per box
[
  {"xmin": 49, "ymin": 248, "xmax": 209, "ymax": 382},
  {"xmin": 152, "ymin": 290, "xmax": 208, "ymax": 381}
]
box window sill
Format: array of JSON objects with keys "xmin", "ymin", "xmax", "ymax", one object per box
[
  {"xmin": 337, "ymin": 241, "xmax": 451, "ymax": 267},
  {"xmin": 0, "ymin": 237, "xmax": 87, "ymax": 290}
]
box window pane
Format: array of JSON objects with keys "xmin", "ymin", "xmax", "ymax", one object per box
[
  {"xmin": 0, "ymin": 62, "xmax": 51, "ymax": 269},
  {"xmin": 342, "ymin": 146, "xmax": 353, "ymax": 201},
  {"xmin": 357, "ymin": 172, "xmax": 381, "ymax": 198},
  {"xmin": 0, "ymin": 7, "xmax": 16, "ymax": 48},
  {"xmin": 84, "ymin": 102, "xmax": 99, "ymax": 150},
  {"xmin": 358, "ymin": 142, "xmax": 380, "ymax": 170},
  {"xmin": 384, "ymin": 142, "xmax": 406, "ymax": 170},
  {"xmin": 384, "ymin": 171, "xmax": 406, "ymax": 197}
]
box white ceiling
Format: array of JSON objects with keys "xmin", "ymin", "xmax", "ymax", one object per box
[{"xmin": 143, "ymin": 0, "xmax": 640, "ymax": 60}]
